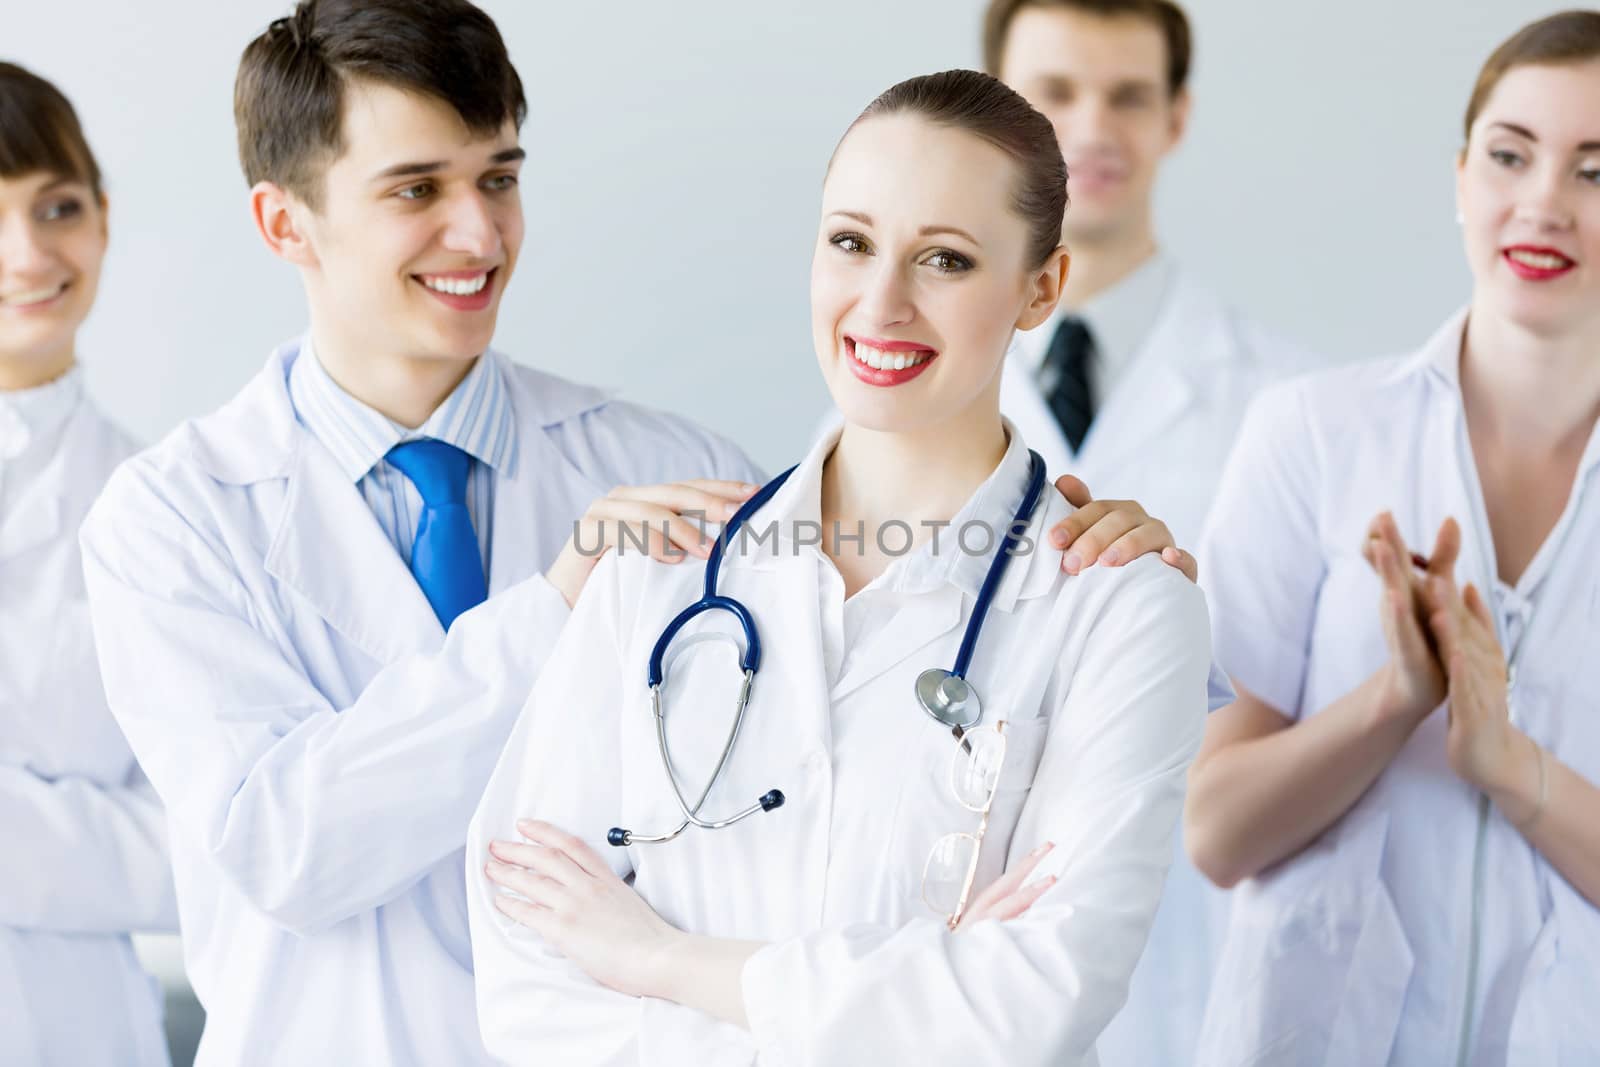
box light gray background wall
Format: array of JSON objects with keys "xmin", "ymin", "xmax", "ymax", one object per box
[
  {"xmin": 11, "ymin": 0, "xmax": 1569, "ymax": 473},
  {"xmin": 5, "ymin": 0, "xmax": 1570, "ymax": 1062}
]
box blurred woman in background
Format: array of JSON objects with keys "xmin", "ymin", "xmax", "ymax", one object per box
[{"xmin": 0, "ymin": 61, "xmax": 175, "ymax": 1067}]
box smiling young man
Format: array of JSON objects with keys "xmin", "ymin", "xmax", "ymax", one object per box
[
  {"xmin": 981, "ymin": 1, "xmax": 1320, "ymax": 1064},
  {"xmin": 75, "ymin": 3, "xmax": 766, "ymax": 1063}
]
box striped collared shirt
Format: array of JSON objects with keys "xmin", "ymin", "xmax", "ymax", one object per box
[{"xmin": 287, "ymin": 337, "xmax": 518, "ymax": 577}]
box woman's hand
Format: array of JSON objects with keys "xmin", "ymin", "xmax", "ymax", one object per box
[
  {"xmin": 1050, "ymin": 475, "xmax": 1197, "ymax": 582},
  {"xmin": 545, "ymin": 480, "xmax": 759, "ymax": 607},
  {"xmin": 1362, "ymin": 512, "xmax": 1459, "ymax": 724},
  {"xmin": 953, "ymin": 841, "xmax": 1057, "ymax": 930},
  {"xmin": 485, "ymin": 820, "xmax": 681, "ymax": 997},
  {"xmin": 1425, "ymin": 575, "xmax": 1540, "ymax": 819}
]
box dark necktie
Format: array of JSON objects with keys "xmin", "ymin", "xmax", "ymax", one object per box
[
  {"xmin": 1037, "ymin": 316, "xmax": 1097, "ymax": 453},
  {"xmin": 384, "ymin": 439, "xmax": 488, "ymax": 630}
]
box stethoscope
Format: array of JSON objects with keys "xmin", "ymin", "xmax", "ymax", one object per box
[{"xmin": 607, "ymin": 449, "xmax": 1049, "ymax": 848}]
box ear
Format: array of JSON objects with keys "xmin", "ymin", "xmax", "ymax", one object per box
[
  {"xmin": 95, "ymin": 193, "xmax": 110, "ymax": 246},
  {"xmin": 1454, "ymin": 146, "xmax": 1468, "ymax": 222},
  {"xmin": 249, "ymin": 181, "xmax": 319, "ymax": 268},
  {"xmin": 1166, "ymin": 87, "xmax": 1192, "ymax": 151},
  {"xmin": 1017, "ymin": 246, "xmax": 1070, "ymax": 331}
]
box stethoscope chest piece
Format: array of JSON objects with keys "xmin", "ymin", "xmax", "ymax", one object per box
[{"xmin": 916, "ymin": 668, "xmax": 981, "ymax": 730}]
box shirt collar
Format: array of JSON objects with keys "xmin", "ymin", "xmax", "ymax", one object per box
[
  {"xmin": 730, "ymin": 418, "xmax": 1044, "ymax": 599},
  {"xmin": 288, "ymin": 334, "xmax": 519, "ymax": 482},
  {"xmin": 1394, "ymin": 306, "xmax": 1600, "ymax": 479},
  {"xmin": 1015, "ymin": 251, "xmax": 1174, "ymax": 375},
  {"xmin": 0, "ymin": 365, "xmax": 83, "ymax": 462}
]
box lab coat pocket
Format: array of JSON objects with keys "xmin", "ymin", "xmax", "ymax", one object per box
[
  {"xmin": 892, "ymin": 716, "xmax": 1050, "ymax": 909},
  {"xmin": 1197, "ymin": 809, "xmax": 1413, "ymax": 1067},
  {"xmin": 1507, "ymin": 892, "xmax": 1600, "ymax": 1065}
]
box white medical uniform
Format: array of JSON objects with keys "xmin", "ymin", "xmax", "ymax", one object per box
[
  {"xmin": 469, "ymin": 424, "xmax": 1213, "ymax": 1066},
  {"xmin": 1197, "ymin": 310, "xmax": 1600, "ymax": 1065},
  {"xmin": 1, "ymin": 368, "xmax": 174, "ymax": 1067},
  {"xmin": 79, "ymin": 339, "xmax": 760, "ymax": 1067},
  {"xmin": 1002, "ymin": 255, "xmax": 1320, "ymax": 1066}
]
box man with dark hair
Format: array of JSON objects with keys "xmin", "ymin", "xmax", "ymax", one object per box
[
  {"xmin": 78, "ymin": 2, "xmax": 763, "ymax": 1062},
  {"xmin": 981, "ymin": 2, "xmax": 1320, "ymax": 1065}
]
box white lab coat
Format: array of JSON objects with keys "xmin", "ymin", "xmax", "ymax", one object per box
[
  {"xmin": 468, "ymin": 426, "xmax": 1214, "ymax": 1066},
  {"xmin": 1002, "ymin": 267, "xmax": 1320, "ymax": 1066},
  {"xmin": 0, "ymin": 376, "xmax": 174, "ymax": 1067},
  {"xmin": 1197, "ymin": 310, "xmax": 1600, "ymax": 1065},
  {"xmin": 79, "ymin": 339, "xmax": 761, "ymax": 1067},
  {"xmin": 1000, "ymin": 266, "xmax": 1319, "ymax": 548}
]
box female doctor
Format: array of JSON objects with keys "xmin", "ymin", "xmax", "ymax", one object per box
[
  {"xmin": 0, "ymin": 64, "xmax": 175, "ymax": 1066},
  {"xmin": 467, "ymin": 69, "xmax": 1212, "ymax": 1065},
  {"xmin": 1186, "ymin": 11, "xmax": 1600, "ymax": 1065}
]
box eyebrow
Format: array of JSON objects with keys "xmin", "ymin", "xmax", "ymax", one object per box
[
  {"xmin": 371, "ymin": 146, "xmax": 526, "ymax": 182},
  {"xmin": 829, "ymin": 210, "xmax": 982, "ymax": 246},
  {"xmin": 1490, "ymin": 121, "xmax": 1600, "ymax": 152}
]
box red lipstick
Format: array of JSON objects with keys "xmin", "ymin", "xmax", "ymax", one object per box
[
  {"xmin": 1502, "ymin": 245, "xmax": 1576, "ymax": 282},
  {"xmin": 844, "ymin": 335, "xmax": 938, "ymax": 388}
]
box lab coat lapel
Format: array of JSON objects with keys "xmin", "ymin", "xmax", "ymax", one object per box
[
  {"xmin": 0, "ymin": 468, "xmax": 63, "ymax": 561},
  {"xmin": 998, "ymin": 349, "xmax": 1074, "ymax": 479},
  {"xmin": 760, "ymin": 554, "xmax": 838, "ymax": 757},
  {"xmin": 1076, "ymin": 284, "xmax": 1207, "ymax": 479},
  {"xmin": 485, "ymin": 365, "xmax": 611, "ymax": 595},
  {"xmin": 828, "ymin": 584, "xmax": 965, "ymax": 704},
  {"xmin": 265, "ymin": 437, "xmax": 443, "ymax": 663}
]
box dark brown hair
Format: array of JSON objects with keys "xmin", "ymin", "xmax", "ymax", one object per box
[
  {"xmin": 0, "ymin": 63, "xmax": 103, "ymax": 198},
  {"xmin": 1464, "ymin": 10, "xmax": 1600, "ymax": 141},
  {"xmin": 982, "ymin": 0, "xmax": 1192, "ymax": 95},
  {"xmin": 234, "ymin": 0, "xmax": 526, "ymax": 209},
  {"xmin": 842, "ymin": 70, "xmax": 1067, "ymax": 269}
]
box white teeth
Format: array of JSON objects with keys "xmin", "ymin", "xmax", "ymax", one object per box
[
  {"xmin": 852, "ymin": 342, "xmax": 932, "ymax": 371},
  {"xmin": 0, "ymin": 283, "xmax": 66, "ymax": 306},
  {"xmin": 1508, "ymin": 250, "xmax": 1571, "ymax": 270},
  {"xmin": 421, "ymin": 273, "xmax": 489, "ymax": 296}
]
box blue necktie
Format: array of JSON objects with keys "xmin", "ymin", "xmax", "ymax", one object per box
[{"xmin": 384, "ymin": 439, "xmax": 488, "ymax": 630}]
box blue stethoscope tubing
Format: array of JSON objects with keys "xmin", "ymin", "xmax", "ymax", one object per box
[{"xmin": 606, "ymin": 448, "xmax": 1049, "ymax": 848}]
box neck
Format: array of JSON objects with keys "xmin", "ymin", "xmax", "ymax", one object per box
[
  {"xmin": 821, "ymin": 405, "xmax": 1009, "ymax": 549},
  {"xmin": 306, "ymin": 321, "xmax": 475, "ymax": 430},
  {"xmin": 0, "ymin": 347, "xmax": 76, "ymax": 392},
  {"xmin": 1059, "ymin": 214, "xmax": 1157, "ymax": 309},
  {"xmin": 1459, "ymin": 304, "xmax": 1600, "ymax": 454}
]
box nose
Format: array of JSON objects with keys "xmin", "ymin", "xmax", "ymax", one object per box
[
  {"xmin": 439, "ymin": 189, "xmax": 502, "ymax": 260},
  {"xmin": 857, "ymin": 259, "xmax": 916, "ymax": 329},
  {"xmin": 0, "ymin": 212, "xmax": 54, "ymax": 281},
  {"xmin": 1060, "ymin": 97, "xmax": 1115, "ymax": 153},
  {"xmin": 1513, "ymin": 164, "xmax": 1577, "ymax": 233}
]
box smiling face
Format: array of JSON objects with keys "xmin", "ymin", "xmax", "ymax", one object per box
[
  {"xmin": 1457, "ymin": 60, "xmax": 1600, "ymax": 337},
  {"xmin": 275, "ymin": 79, "xmax": 525, "ymax": 371},
  {"xmin": 812, "ymin": 113, "xmax": 1065, "ymax": 435},
  {"xmin": 0, "ymin": 170, "xmax": 106, "ymax": 387},
  {"xmin": 998, "ymin": 6, "xmax": 1186, "ymax": 248}
]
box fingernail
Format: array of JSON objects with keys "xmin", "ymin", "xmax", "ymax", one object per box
[
  {"xmin": 1063, "ymin": 552, "xmax": 1081, "ymax": 574},
  {"xmin": 516, "ymin": 819, "xmax": 535, "ymax": 833},
  {"xmin": 1050, "ymin": 529, "xmax": 1068, "ymax": 548},
  {"xmin": 725, "ymin": 501, "xmax": 741, "ymax": 517},
  {"xmin": 1099, "ymin": 548, "xmax": 1120, "ymax": 566},
  {"xmin": 1030, "ymin": 841, "xmax": 1054, "ymax": 857}
]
